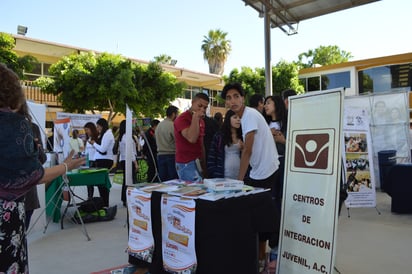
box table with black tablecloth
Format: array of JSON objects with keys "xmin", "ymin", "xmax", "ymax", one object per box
[
  {"xmin": 129, "ymin": 190, "xmax": 278, "ymax": 274},
  {"xmin": 45, "ymin": 168, "xmax": 111, "ymax": 223}
]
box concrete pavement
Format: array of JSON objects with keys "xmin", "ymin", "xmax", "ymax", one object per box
[{"xmin": 27, "ymin": 182, "xmax": 412, "ymax": 274}]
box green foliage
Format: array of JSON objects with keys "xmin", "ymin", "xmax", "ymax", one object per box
[
  {"xmin": 223, "ymin": 67, "xmax": 265, "ymax": 102},
  {"xmin": 35, "ymin": 52, "xmax": 184, "ymax": 121},
  {"xmin": 0, "ymin": 32, "xmax": 38, "ymax": 78},
  {"xmin": 297, "ymin": 45, "xmax": 353, "ymax": 68},
  {"xmin": 272, "ymin": 60, "xmax": 304, "ymax": 94},
  {"xmin": 224, "ymin": 61, "xmax": 304, "ymax": 99},
  {"xmin": 201, "ymin": 29, "xmax": 231, "ymax": 75},
  {"xmin": 153, "ymin": 54, "xmax": 174, "ymax": 65}
]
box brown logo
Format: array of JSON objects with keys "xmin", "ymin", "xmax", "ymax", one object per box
[{"xmin": 291, "ymin": 129, "xmax": 334, "ymax": 174}]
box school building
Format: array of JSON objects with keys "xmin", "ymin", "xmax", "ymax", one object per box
[
  {"xmin": 10, "ymin": 34, "xmax": 226, "ymax": 125},
  {"xmin": 298, "ymin": 52, "xmax": 412, "ymax": 115}
]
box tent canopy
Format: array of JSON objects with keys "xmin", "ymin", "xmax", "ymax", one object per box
[
  {"xmin": 242, "ymin": 0, "xmax": 380, "ymax": 35},
  {"xmin": 241, "ymin": 0, "xmax": 381, "ymax": 95}
]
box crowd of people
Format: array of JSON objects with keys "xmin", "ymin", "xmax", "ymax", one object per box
[{"xmin": 0, "ymin": 58, "xmax": 298, "ymax": 273}]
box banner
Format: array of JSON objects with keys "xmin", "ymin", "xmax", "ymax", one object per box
[
  {"xmin": 127, "ymin": 187, "xmax": 155, "ymax": 263},
  {"xmin": 53, "ymin": 117, "xmax": 71, "ymax": 159},
  {"xmin": 161, "ymin": 195, "xmax": 197, "ymax": 274},
  {"xmin": 344, "ymin": 92, "xmax": 411, "ymax": 188},
  {"xmin": 343, "ymin": 106, "xmax": 376, "ymax": 207},
  {"xmin": 56, "ymin": 112, "xmax": 101, "ymax": 130},
  {"xmin": 277, "ymin": 89, "xmax": 343, "ymax": 274}
]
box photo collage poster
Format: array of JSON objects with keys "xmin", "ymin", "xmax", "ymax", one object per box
[{"xmin": 343, "ymin": 107, "xmax": 377, "ymax": 208}]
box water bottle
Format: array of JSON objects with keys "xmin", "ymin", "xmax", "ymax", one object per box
[
  {"xmin": 85, "ymin": 153, "xmax": 89, "ymax": 168},
  {"xmin": 81, "ymin": 152, "xmax": 89, "ymax": 168}
]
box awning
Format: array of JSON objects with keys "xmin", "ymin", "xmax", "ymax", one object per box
[{"xmin": 241, "ymin": 0, "xmax": 381, "ymax": 95}]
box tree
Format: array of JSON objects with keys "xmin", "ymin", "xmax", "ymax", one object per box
[
  {"xmin": 272, "ymin": 60, "xmax": 304, "ymax": 94},
  {"xmin": 223, "ymin": 66, "xmax": 265, "ymax": 102},
  {"xmin": 35, "ymin": 52, "xmax": 184, "ymax": 122},
  {"xmin": 0, "ymin": 32, "xmax": 37, "ymax": 78},
  {"xmin": 153, "ymin": 54, "xmax": 176, "ymax": 66},
  {"xmin": 224, "ymin": 60, "xmax": 304, "ymax": 99},
  {"xmin": 201, "ymin": 29, "xmax": 231, "ymax": 75},
  {"xmin": 297, "ymin": 45, "xmax": 352, "ymax": 68}
]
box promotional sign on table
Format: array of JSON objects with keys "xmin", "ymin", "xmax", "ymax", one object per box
[
  {"xmin": 161, "ymin": 195, "xmax": 196, "ymax": 274},
  {"xmin": 127, "ymin": 188, "xmax": 155, "ymax": 263},
  {"xmin": 277, "ymin": 89, "xmax": 343, "ymax": 274}
]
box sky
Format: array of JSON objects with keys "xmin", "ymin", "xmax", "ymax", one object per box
[{"xmin": 1, "ymin": 0, "xmax": 411, "ymax": 75}]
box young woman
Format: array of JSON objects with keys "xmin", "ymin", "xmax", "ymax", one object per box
[
  {"xmin": 0, "ymin": 63, "xmax": 84, "ymax": 273},
  {"xmin": 207, "ymin": 109, "xmax": 243, "ymax": 179},
  {"xmin": 88, "ymin": 118, "xmax": 115, "ymax": 207},
  {"xmin": 264, "ymin": 95, "xmax": 287, "ymax": 200},
  {"xmin": 84, "ymin": 122, "xmax": 99, "ymax": 168}
]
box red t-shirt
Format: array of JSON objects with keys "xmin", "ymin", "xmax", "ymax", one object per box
[{"xmin": 174, "ymin": 110, "xmax": 205, "ymax": 163}]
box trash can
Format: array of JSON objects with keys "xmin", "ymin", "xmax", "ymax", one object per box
[{"xmin": 378, "ymin": 150, "xmax": 396, "ymax": 195}]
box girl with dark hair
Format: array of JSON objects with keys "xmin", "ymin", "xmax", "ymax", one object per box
[
  {"xmin": 117, "ymin": 120, "xmax": 138, "ymax": 206},
  {"xmin": 88, "ymin": 118, "xmax": 114, "ymax": 206},
  {"xmin": 264, "ymin": 95, "xmax": 288, "ymax": 202},
  {"xmin": 207, "ymin": 109, "xmax": 243, "ymax": 178},
  {"xmin": 84, "ymin": 122, "xmax": 99, "ymax": 199},
  {"xmin": 84, "ymin": 122, "xmax": 99, "ymax": 168}
]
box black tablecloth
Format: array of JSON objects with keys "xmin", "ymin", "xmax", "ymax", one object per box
[{"xmin": 129, "ymin": 191, "xmax": 278, "ymax": 274}]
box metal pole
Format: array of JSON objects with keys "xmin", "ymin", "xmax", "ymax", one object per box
[{"xmin": 264, "ymin": 5, "xmax": 272, "ymax": 97}]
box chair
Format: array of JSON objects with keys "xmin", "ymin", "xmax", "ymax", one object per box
[{"xmin": 387, "ymin": 164, "xmax": 412, "ymax": 213}]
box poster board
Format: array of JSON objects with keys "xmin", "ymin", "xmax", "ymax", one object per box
[
  {"xmin": 344, "ymin": 92, "xmax": 410, "ymax": 189},
  {"xmin": 343, "ymin": 105, "xmax": 376, "ymax": 207},
  {"xmin": 277, "ymin": 89, "xmax": 343, "ymax": 274},
  {"xmin": 26, "ymin": 101, "xmax": 47, "ymax": 236}
]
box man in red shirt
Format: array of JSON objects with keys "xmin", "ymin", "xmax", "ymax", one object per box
[{"xmin": 174, "ymin": 93, "xmax": 209, "ymax": 183}]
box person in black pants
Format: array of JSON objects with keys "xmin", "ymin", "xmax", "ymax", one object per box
[
  {"xmin": 143, "ymin": 119, "xmax": 160, "ymax": 182},
  {"xmin": 87, "ymin": 118, "xmax": 115, "ymax": 207}
]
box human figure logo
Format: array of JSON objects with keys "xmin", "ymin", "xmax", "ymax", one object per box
[{"xmin": 291, "ymin": 129, "xmax": 335, "ymax": 174}]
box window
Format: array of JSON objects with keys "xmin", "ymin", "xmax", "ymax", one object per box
[
  {"xmin": 321, "ymin": 71, "xmax": 350, "ymax": 90},
  {"xmin": 24, "ymin": 62, "xmax": 53, "ymax": 80},
  {"xmin": 307, "ymin": 76, "xmax": 320, "ymax": 92},
  {"xmin": 359, "ymin": 63, "xmax": 412, "ymax": 94}
]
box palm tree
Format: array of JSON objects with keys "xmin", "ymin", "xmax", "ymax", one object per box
[
  {"xmin": 153, "ymin": 54, "xmax": 177, "ymax": 66},
  {"xmin": 201, "ymin": 29, "xmax": 231, "ymax": 75}
]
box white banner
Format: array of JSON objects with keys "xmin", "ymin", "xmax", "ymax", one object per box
[
  {"xmin": 53, "ymin": 117, "xmax": 71, "ymax": 159},
  {"xmin": 127, "ymin": 187, "xmax": 155, "ymax": 263},
  {"xmin": 161, "ymin": 195, "xmax": 197, "ymax": 274},
  {"xmin": 277, "ymin": 89, "xmax": 343, "ymax": 274},
  {"xmin": 56, "ymin": 112, "xmax": 101, "ymax": 130},
  {"xmin": 343, "ymin": 106, "xmax": 376, "ymax": 208}
]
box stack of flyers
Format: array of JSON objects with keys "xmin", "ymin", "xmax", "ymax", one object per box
[
  {"xmin": 169, "ymin": 185, "xmax": 208, "ymax": 198},
  {"xmin": 138, "ymin": 183, "xmax": 180, "ymax": 193}
]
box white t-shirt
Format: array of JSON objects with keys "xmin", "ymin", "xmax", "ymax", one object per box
[
  {"xmin": 241, "ymin": 107, "xmax": 279, "ymax": 180},
  {"xmin": 69, "ymin": 137, "xmax": 84, "ymax": 154},
  {"xmin": 84, "ymin": 138, "xmax": 96, "ymax": 161}
]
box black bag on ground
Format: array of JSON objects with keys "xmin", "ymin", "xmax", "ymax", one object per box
[
  {"xmin": 78, "ymin": 197, "xmax": 104, "ymax": 213},
  {"xmin": 72, "ymin": 205, "xmax": 117, "ymax": 224}
]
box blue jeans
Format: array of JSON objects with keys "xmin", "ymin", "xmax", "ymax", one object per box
[
  {"xmin": 157, "ymin": 154, "xmax": 178, "ymax": 182},
  {"xmin": 176, "ymin": 160, "xmax": 202, "ymax": 183}
]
